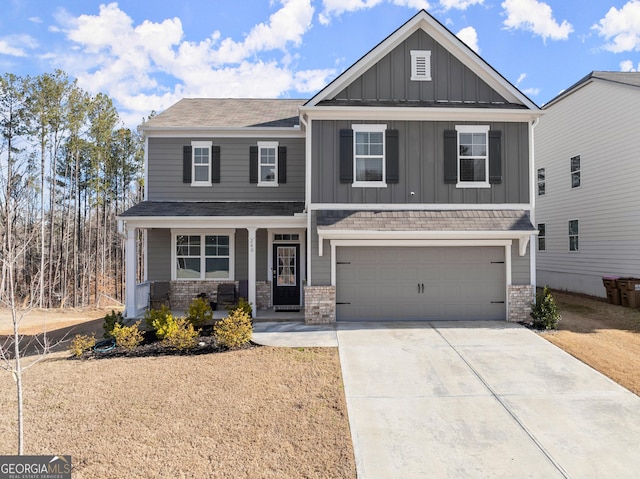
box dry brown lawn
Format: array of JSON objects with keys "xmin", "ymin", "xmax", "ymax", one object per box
[
  {"xmin": 0, "ymin": 345, "xmax": 356, "ymax": 478},
  {"xmin": 539, "ymin": 290, "xmax": 640, "ymax": 396}
]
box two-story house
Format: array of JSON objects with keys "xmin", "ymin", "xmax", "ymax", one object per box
[
  {"xmin": 119, "ymin": 10, "xmax": 541, "ymax": 323},
  {"xmin": 535, "ymin": 72, "xmax": 640, "ymax": 298}
]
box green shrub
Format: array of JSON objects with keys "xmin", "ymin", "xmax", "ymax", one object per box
[
  {"xmin": 144, "ymin": 305, "xmax": 172, "ymax": 336},
  {"xmin": 530, "ymin": 286, "xmax": 561, "ymax": 330},
  {"xmin": 227, "ymin": 297, "xmax": 252, "ymax": 318},
  {"xmin": 214, "ymin": 309, "xmax": 253, "ymax": 349},
  {"xmin": 162, "ymin": 316, "xmax": 200, "ymax": 350},
  {"xmin": 69, "ymin": 333, "xmax": 96, "ymax": 357},
  {"xmin": 111, "ymin": 321, "xmax": 144, "ymax": 350},
  {"xmin": 103, "ymin": 310, "xmax": 124, "ymax": 338},
  {"xmin": 186, "ymin": 297, "xmax": 213, "ymax": 327}
]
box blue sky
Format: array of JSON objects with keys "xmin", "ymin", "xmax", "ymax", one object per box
[{"xmin": 1, "ymin": 0, "xmax": 639, "ymax": 127}]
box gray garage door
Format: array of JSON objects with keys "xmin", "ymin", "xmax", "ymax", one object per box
[{"xmin": 336, "ymin": 246, "xmax": 506, "ymax": 321}]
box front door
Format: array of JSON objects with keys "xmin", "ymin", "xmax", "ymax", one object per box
[{"xmin": 273, "ymin": 244, "xmax": 300, "ymax": 306}]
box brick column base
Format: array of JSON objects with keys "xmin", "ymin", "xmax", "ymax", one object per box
[
  {"xmin": 256, "ymin": 281, "xmax": 271, "ymax": 310},
  {"xmin": 304, "ymin": 286, "xmax": 336, "ymax": 324},
  {"xmin": 508, "ymin": 285, "xmax": 534, "ymax": 322}
]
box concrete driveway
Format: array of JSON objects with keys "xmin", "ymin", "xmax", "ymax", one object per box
[{"xmin": 336, "ymin": 321, "xmax": 640, "ymax": 479}]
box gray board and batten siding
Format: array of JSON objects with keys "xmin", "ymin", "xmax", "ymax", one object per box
[
  {"xmin": 328, "ymin": 29, "xmax": 513, "ymax": 106},
  {"xmin": 147, "ymin": 137, "xmax": 305, "ymax": 202},
  {"xmin": 311, "ymin": 120, "xmax": 530, "ymax": 204}
]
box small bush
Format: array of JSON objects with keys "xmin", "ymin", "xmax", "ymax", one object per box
[
  {"xmin": 144, "ymin": 305, "xmax": 172, "ymax": 336},
  {"xmin": 162, "ymin": 316, "xmax": 200, "ymax": 350},
  {"xmin": 111, "ymin": 321, "xmax": 144, "ymax": 350},
  {"xmin": 531, "ymin": 286, "xmax": 561, "ymax": 330},
  {"xmin": 103, "ymin": 310, "xmax": 124, "ymax": 338},
  {"xmin": 227, "ymin": 297, "xmax": 253, "ymax": 318},
  {"xmin": 186, "ymin": 297, "xmax": 213, "ymax": 327},
  {"xmin": 69, "ymin": 333, "xmax": 96, "ymax": 357},
  {"xmin": 214, "ymin": 309, "xmax": 253, "ymax": 349}
]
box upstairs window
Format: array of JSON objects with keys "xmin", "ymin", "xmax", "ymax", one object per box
[
  {"xmin": 571, "ymin": 155, "xmax": 581, "ymax": 188},
  {"xmin": 538, "ymin": 223, "xmax": 546, "ymax": 251},
  {"xmin": 258, "ymin": 141, "xmax": 278, "ymax": 186},
  {"xmin": 353, "ymin": 124, "xmax": 386, "ymax": 186},
  {"xmin": 410, "ymin": 50, "xmax": 432, "ymax": 81},
  {"xmin": 192, "ymin": 141, "xmax": 212, "ymax": 186},
  {"xmin": 456, "ymin": 125, "xmax": 490, "ymax": 188},
  {"xmin": 569, "ymin": 219, "xmax": 579, "ymax": 252},
  {"xmin": 537, "ymin": 168, "xmax": 546, "ymax": 196}
]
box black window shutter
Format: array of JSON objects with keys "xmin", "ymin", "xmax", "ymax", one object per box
[
  {"xmin": 489, "ymin": 130, "xmax": 502, "ymax": 184},
  {"xmin": 249, "ymin": 146, "xmax": 258, "ymax": 184},
  {"xmin": 386, "ymin": 129, "xmax": 399, "ymax": 184},
  {"xmin": 278, "ymin": 146, "xmax": 287, "ymax": 184},
  {"xmin": 212, "ymin": 145, "xmax": 221, "ymax": 184},
  {"xmin": 339, "ymin": 129, "xmax": 354, "ymax": 183},
  {"xmin": 183, "ymin": 145, "xmax": 192, "ymax": 183},
  {"xmin": 443, "ymin": 130, "xmax": 457, "ymax": 184}
]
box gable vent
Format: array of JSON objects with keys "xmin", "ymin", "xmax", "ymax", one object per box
[{"xmin": 411, "ymin": 50, "xmax": 432, "ymax": 81}]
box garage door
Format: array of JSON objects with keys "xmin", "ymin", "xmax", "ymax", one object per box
[{"xmin": 336, "ymin": 246, "xmax": 506, "ymax": 321}]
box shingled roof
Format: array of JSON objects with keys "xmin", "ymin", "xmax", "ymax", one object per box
[
  {"xmin": 316, "ymin": 210, "xmax": 535, "ymax": 232},
  {"xmin": 139, "ymin": 99, "xmax": 305, "ymax": 129},
  {"xmin": 545, "ymin": 71, "xmax": 640, "ymax": 107},
  {"xmin": 120, "ymin": 201, "xmax": 306, "ymax": 217}
]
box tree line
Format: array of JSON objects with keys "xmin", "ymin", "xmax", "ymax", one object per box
[{"xmin": 0, "ymin": 70, "xmax": 144, "ymax": 310}]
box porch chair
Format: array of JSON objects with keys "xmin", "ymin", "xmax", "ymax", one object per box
[
  {"xmin": 217, "ymin": 283, "xmax": 237, "ymax": 308},
  {"xmin": 149, "ymin": 281, "xmax": 171, "ymax": 310}
]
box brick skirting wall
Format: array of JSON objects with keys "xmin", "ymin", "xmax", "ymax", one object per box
[
  {"xmin": 508, "ymin": 285, "xmax": 534, "ymax": 322},
  {"xmin": 304, "ymin": 286, "xmax": 336, "ymax": 324},
  {"xmin": 169, "ymin": 281, "xmax": 238, "ymax": 310},
  {"xmin": 256, "ymin": 281, "xmax": 271, "ymax": 310}
]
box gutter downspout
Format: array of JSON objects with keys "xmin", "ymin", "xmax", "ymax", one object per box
[
  {"xmin": 300, "ymin": 112, "xmax": 312, "ymax": 288},
  {"xmin": 529, "ymin": 117, "xmax": 540, "ymax": 291}
]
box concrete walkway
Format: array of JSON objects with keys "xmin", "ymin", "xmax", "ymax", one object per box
[{"xmin": 252, "ymin": 321, "xmax": 640, "ymax": 478}]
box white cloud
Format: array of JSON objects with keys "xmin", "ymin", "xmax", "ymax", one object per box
[
  {"xmin": 319, "ymin": 0, "xmax": 430, "ymax": 25},
  {"xmin": 593, "ymin": 1, "xmax": 640, "ymax": 53},
  {"xmin": 522, "ymin": 87, "xmax": 540, "ymax": 96},
  {"xmin": 516, "ymin": 73, "xmax": 527, "ymax": 85},
  {"xmin": 440, "ymin": 0, "xmax": 483, "ymax": 11},
  {"xmin": 501, "ymin": 0, "xmax": 573, "ymax": 41},
  {"xmin": 50, "ymin": 1, "xmax": 335, "ymax": 127},
  {"xmin": 620, "ymin": 59, "xmax": 640, "ymax": 72},
  {"xmin": 0, "ymin": 34, "xmax": 38, "ymax": 57},
  {"xmin": 456, "ymin": 26, "xmax": 479, "ymax": 53},
  {"xmin": 29, "ymin": 16, "xmax": 43, "ymax": 24}
]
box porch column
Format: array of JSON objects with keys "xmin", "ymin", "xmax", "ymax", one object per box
[
  {"xmin": 247, "ymin": 227, "xmax": 257, "ymax": 318},
  {"xmin": 124, "ymin": 224, "xmax": 137, "ymax": 318}
]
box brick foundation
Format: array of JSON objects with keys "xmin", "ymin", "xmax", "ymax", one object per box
[
  {"xmin": 508, "ymin": 285, "xmax": 534, "ymax": 322},
  {"xmin": 304, "ymin": 286, "xmax": 336, "ymax": 324},
  {"xmin": 168, "ymin": 281, "xmax": 238, "ymax": 310},
  {"xmin": 256, "ymin": 281, "xmax": 271, "ymax": 310}
]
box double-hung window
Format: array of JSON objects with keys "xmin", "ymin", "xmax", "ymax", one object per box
[
  {"xmin": 456, "ymin": 125, "xmax": 490, "ymax": 188},
  {"xmin": 191, "ymin": 141, "xmax": 212, "ymax": 186},
  {"xmin": 258, "ymin": 141, "xmax": 278, "ymax": 186},
  {"xmin": 353, "ymin": 124, "xmax": 386, "ymax": 187},
  {"xmin": 571, "ymin": 155, "xmax": 581, "ymax": 188},
  {"xmin": 537, "ymin": 168, "xmax": 546, "ymax": 196},
  {"xmin": 174, "ymin": 231, "xmax": 234, "ymax": 280},
  {"xmin": 538, "ymin": 223, "xmax": 546, "ymax": 251},
  {"xmin": 569, "ymin": 220, "xmax": 579, "ymax": 252}
]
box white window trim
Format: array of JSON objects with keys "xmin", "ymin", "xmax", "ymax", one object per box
[
  {"xmin": 537, "ymin": 223, "xmax": 546, "ymax": 252},
  {"xmin": 570, "ymin": 155, "xmax": 581, "ymax": 189},
  {"xmin": 191, "ymin": 141, "xmax": 212, "ymax": 187},
  {"xmin": 410, "ymin": 50, "xmax": 432, "ymax": 81},
  {"xmin": 455, "ymin": 125, "xmax": 490, "ymax": 189},
  {"xmin": 258, "ymin": 141, "xmax": 279, "ymax": 187},
  {"xmin": 568, "ymin": 219, "xmax": 579, "ymax": 253},
  {"xmin": 537, "ymin": 168, "xmax": 546, "ymax": 196},
  {"xmin": 352, "ymin": 124, "xmax": 387, "ymax": 188},
  {"xmin": 171, "ymin": 229, "xmax": 235, "ymax": 281}
]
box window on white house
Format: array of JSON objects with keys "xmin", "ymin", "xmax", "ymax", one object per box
[
  {"xmin": 538, "ymin": 223, "xmax": 546, "ymax": 251},
  {"xmin": 191, "ymin": 141, "xmax": 212, "ymax": 186},
  {"xmin": 175, "ymin": 233, "xmax": 233, "ymax": 280},
  {"xmin": 410, "ymin": 50, "xmax": 432, "ymax": 81},
  {"xmin": 571, "ymin": 155, "xmax": 581, "ymax": 188},
  {"xmin": 258, "ymin": 141, "xmax": 278, "ymax": 186},
  {"xmin": 353, "ymin": 124, "xmax": 386, "ymax": 186},
  {"xmin": 456, "ymin": 125, "xmax": 490, "ymax": 188},
  {"xmin": 569, "ymin": 220, "xmax": 579, "ymax": 252},
  {"xmin": 537, "ymin": 168, "xmax": 546, "ymax": 196}
]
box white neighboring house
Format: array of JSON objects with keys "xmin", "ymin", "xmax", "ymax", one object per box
[{"xmin": 535, "ymin": 71, "xmax": 640, "ymax": 297}]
